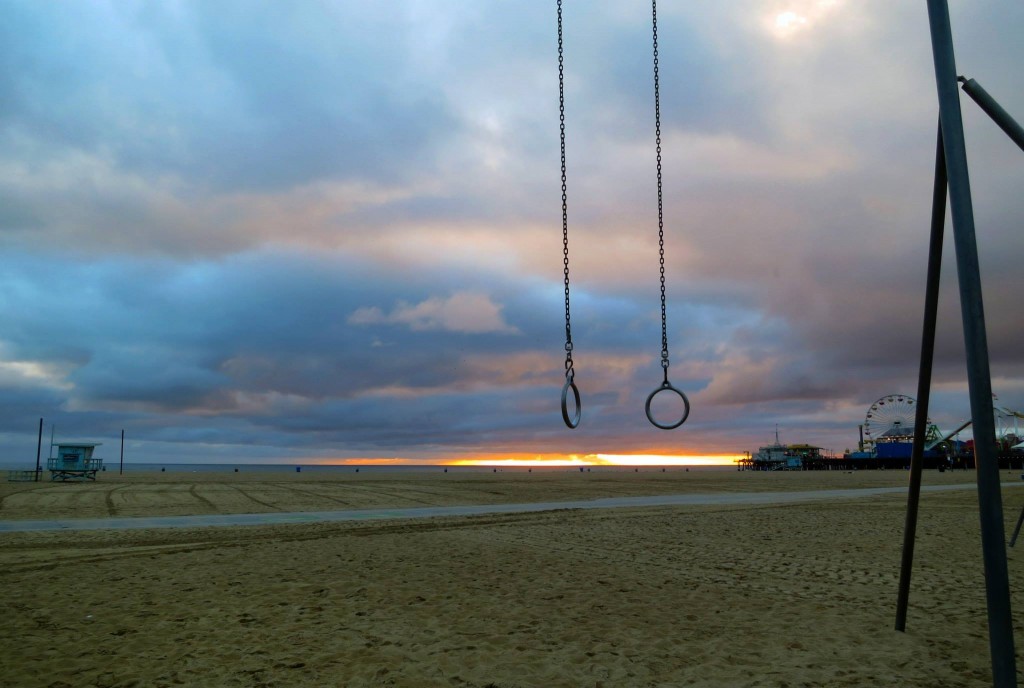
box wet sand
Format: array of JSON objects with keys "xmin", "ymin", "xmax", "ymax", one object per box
[{"xmin": 1, "ymin": 468, "xmax": 1022, "ymax": 687}]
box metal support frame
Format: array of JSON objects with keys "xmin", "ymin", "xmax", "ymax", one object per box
[
  {"xmin": 1010, "ymin": 505, "xmax": 1024, "ymax": 548},
  {"xmin": 34, "ymin": 418, "xmax": 43, "ymax": 482},
  {"xmin": 903, "ymin": 2, "xmax": 1018, "ymax": 685},
  {"xmin": 956, "ymin": 61, "xmax": 1024, "ymax": 581},
  {"xmin": 959, "ymin": 77, "xmax": 1024, "ymax": 152},
  {"xmin": 895, "ymin": 120, "xmax": 946, "ymax": 633}
]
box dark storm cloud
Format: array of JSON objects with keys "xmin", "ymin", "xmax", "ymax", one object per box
[{"xmin": 0, "ymin": 248, "xmax": 592, "ymax": 451}]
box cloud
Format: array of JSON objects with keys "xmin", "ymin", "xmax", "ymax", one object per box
[
  {"xmin": 0, "ymin": 358, "xmax": 73, "ymax": 392},
  {"xmin": 350, "ymin": 292, "xmax": 520, "ymax": 334},
  {"xmin": 0, "ymin": 2, "xmax": 461, "ymax": 193}
]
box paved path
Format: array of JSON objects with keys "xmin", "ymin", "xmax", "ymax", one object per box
[{"xmin": 0, "ymin": 482, "xmax": 1003, "ymax": 533}]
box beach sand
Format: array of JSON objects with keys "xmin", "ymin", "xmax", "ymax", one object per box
[{"xmin": 1, "ymin": 468, "xmax": 1022, "ymax": 687}]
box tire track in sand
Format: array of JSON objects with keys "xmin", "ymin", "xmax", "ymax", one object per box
[
  {"xmin": 336, "ymin": 483, "xmax": 437, "ymax": 506},
  {"xmin": 105, "ymin": 485, "xmax": 130, "ymax": 517},
  {"xmin": 189, "ymin": 485, "xmax": 220, "ymax": 513},
  {"xmin": 227, "ymin": 484, "xmax": 283, "ymax": 511},
  {"xmin": 0, "ymin": 487, "xmax": 46, "ymax": 513},
  {"xmin": 268, "ymin": 484, "xmax": 353, "ymax": 507}
]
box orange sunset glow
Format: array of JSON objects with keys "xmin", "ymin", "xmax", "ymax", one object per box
[
  {"xmin": 446, "ymin": 454, "xmax": 742, "ymax": 467},
  {"xmin": 316, "ymin": 454, "xmax": 741, "ymax": 467}
]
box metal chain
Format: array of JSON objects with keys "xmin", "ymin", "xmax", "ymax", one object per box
[
  {"xmin": 652, "ymin": 0, "xmax": 669, "ymax": 379},
  {"xmin": 644, "ymin": 0, "xmax": 690, "ymax": 430},
  {"xmin": 558, "ymin": 0, "xmax": 574, "ymax": 381}
]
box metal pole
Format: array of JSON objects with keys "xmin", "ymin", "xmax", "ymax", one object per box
[
  {"xmin": 1010, "ymin": 503, "xmax": 1024, "ymax": 548},
  {"xmin": 34, "ymin": 418, "xmax": 43, "ymax": 482},
  {"xmin": 895, "ymin": 120, "xmax": 946, "ymax": 632},
  {"xmin": 119, "ymin": 429, "xmax": 124, "ymax": 476},
  {"xmin": 926, "ymin": 2, "xmax": 1017, "ymax": 685},
  {"xmin": 959, "ymin": 77, "xmax": 1024, "ymax": 153}
]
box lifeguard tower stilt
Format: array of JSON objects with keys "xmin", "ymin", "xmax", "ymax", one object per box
[{"xmin": 48, "ymin": 442, "xmax": 104, "ymax": 481}]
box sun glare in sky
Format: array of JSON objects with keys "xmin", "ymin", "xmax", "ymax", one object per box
[
  {"xmin": 774, "ymin": 11, "xmax": 808, "ymax": 35},
  {"xmin": 768, "ymin": 1, "xmax": 841, "ymax": 39}
]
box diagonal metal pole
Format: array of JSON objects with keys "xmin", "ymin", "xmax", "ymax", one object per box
[
  {"xmin": 960, "ymin": 75, "xmax": 1024, "ymax": 555},
  {"xmin": 35, "ymin": 418, "xmax": 43, "ymax": 482},
  {"xmin": 895, "ymin": 120, "xmax": 946, "ymax": 633},
  {"xmin": 1010, "ymin": 504, "xmax": 1024, "ymax": 548},
  {"xmin": 959, "ymin": 77, "xmax": 1024, "ymax": 153},
  {"xmin": 925, "ymin": 2, "xmax": 1017, "ymax": 685}
]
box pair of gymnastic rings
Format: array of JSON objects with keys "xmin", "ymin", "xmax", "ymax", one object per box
[{"xmin": 557, "ymin": 0, "xmax": 690, "ymax": 431}]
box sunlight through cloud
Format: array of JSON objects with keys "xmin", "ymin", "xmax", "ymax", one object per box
[{"xmin": 766, "ymin": 1, "xmax": 841, "ymax": 40}]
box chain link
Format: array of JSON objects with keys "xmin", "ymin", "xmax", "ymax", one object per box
[
  {"xmin": 652, "ymin": 0, "xmax": 669, "ymax": 378},
  {"xmin": 558, "ymin": 0, "xmax": 574, "ymax": 381}
]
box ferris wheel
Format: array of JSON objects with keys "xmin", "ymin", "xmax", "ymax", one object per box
[{"xmin": 864, "ymin": 394, "xmax": 919, "ymax": 443}]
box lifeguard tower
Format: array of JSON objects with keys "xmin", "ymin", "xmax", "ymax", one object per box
[{"xmin": 48, "ymin": 442, "xmax": 103, "ymax": 481}]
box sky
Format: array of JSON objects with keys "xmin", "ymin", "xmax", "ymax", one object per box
[{"xmin": 1, "ymin": 0, "xmax": 1022, "ymax": 466}]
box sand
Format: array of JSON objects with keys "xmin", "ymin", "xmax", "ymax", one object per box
[{"xmin": 1, "ymin": 468, "xmax": 1022, "ymax": 687}]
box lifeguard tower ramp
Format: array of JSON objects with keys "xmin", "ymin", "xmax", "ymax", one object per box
[{"xmin": 48, "ymin": 442, "xmax": 103, "ymax": 481}]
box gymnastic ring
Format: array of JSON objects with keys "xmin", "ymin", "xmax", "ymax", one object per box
[
  {"xmin": 561, "ymin": 377, "xmax": 581, "ymax": 429},
  {"xmin": 645, "ymin": 381, "xmax": 690, "ymax": 430}
]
